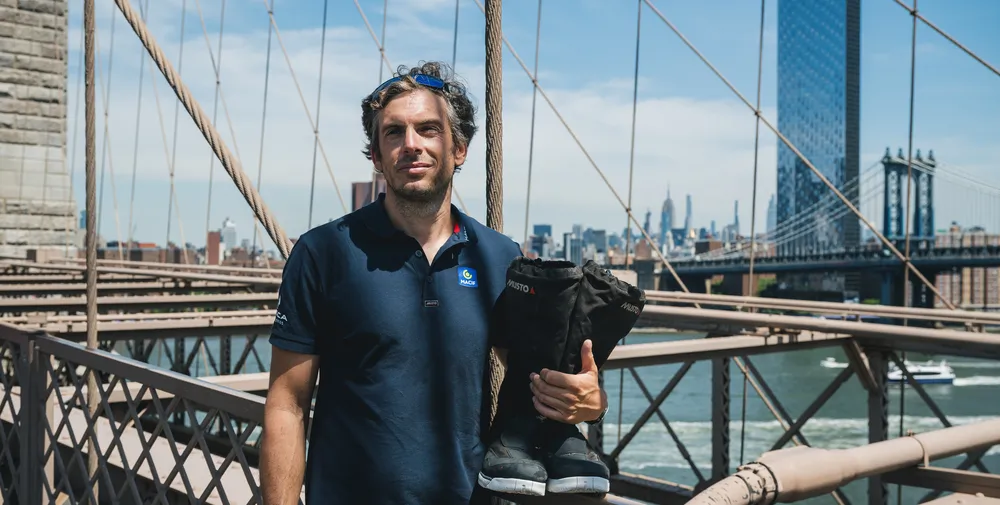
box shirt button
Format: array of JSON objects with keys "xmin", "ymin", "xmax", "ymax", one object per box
[
  {"xmin": 416, "ymin": 251, "xmax": 423, "ymax": 258},
  {"xmin": 427, "ymin": 276, "xmax": 433, "ymax": 284}
]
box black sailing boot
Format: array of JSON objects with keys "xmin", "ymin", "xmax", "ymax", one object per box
[
  {"xmin": 478, "ymin": 258, "xmax": 584, "ymax": 497},
  {"xmin": 542, "ymin": 260, "xmax": 646, "ymax": 494}
]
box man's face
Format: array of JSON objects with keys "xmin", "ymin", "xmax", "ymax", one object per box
[{"xmin": 373, "ymin": 88, "xmax": 467, "ymax": 203}]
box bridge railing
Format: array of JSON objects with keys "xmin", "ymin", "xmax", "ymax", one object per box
[{"xmin": 0, "ymin": 322, "xmax": 282, "ymax": 505}]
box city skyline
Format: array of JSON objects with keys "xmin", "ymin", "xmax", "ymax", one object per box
[{"xmin": 60, "ymin": 0, "xmax": 1000, "ymax": 250}]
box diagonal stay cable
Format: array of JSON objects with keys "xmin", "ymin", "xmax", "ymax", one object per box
[
  {"xmin": 446, "ymin": 0, "xmax": 470, "ymax": 216},
  {"xmin": 353, "ymin": 0, "xmax": 394, "ymax": 77},
  {"xmin": 204, "ymin": 0, "xmax": 227, "ymax": 239},
  {"xmin": 641, "ymin": 0, "xmax": 957, "ymax": 311},
  {"xmin": 307, "ymin": 0, "xmax": 330, "ymax": 229},
  {"xmin": 94, "ymin": 19, "xmax": 126, "ymax": 264},
  {"xmin": 618, "ymin": 0, "xmax": 642, "ymax": 446},
  {"xmin": 251, "ymin": 0, "xmax": 276, "ymax": 262},
  {"xmin": 258, "ymin": 0, "xmax": 347, "ymax": 215},
  {"xmin": 370, "ymin": 0, "xmax": 388, "ymax": 204},
  {"xmin": 522, "ymin": 0, "xmax": 543, "ymax": 246},
  {"xmin": 126, "ymin": 0, "xmax": 151, "ymax": 248},
  {"xmin": 891, "ymin": 0, "xmax": 1000, "ymax": 79},
  {"xmin": 469, "ymin": 0, "xmax": 693, "ymax": 295},
  {"xmin": 111, "ymin": 0, "xmax": 292, "ymax": 258}
]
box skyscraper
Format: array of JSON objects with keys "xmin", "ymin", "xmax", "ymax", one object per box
[
  {"xmin": 660, "ymin": 187, "xmax": 675, "ymax": 248},
  {"xmin": 684, "ymin": 194, "xmax": 692, "ymax": 231},
  {"xmin": 766, "ymin": 194, "xmax": 777, "ymax": 236},
  {"xmin": 776, "ymin": 0, "xmax": 860, "ymax": 254}
]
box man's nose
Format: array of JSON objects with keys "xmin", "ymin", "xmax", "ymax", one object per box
[{"xmin": 402, "ymin": 126, "xmax": 421, "ymax": 151}]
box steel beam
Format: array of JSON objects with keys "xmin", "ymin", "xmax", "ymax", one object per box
[
  {"xmin": 640, "ymin": 305, "xmax": 1000, "ymax": 360},
  {"xmin": 59, "ymin": 257, "xmax": 282, "ymax": 277},
  {"xmin": 1, "ymin": 259, "xmax": 281, "ymax": 287},
  {"xmin": 609, "ymin": 473, "xmax": 693, "ymax": 505},
  {"xmin": 603, "ymin": 332, "xmax": 849, "ymax": 370},
  {"xmin": 0, "ymin": 293, "xmax": 277, "ymax": 315},
  {"xmin": 647, "ymin": 290, "xmax": 1000, "ymax": 326},
  {"xmin": 40, "ymin": 316, "xmax": 276, "ymax": 342},
  {"xmin": 884, "ymin": 467, "xmax": 1000, "ymax": 499},
  {"xmin": 0, "ymin": 281, "xmax": 261, "ymax": 297}
]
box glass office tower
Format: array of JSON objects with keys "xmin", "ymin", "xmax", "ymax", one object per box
[{"xmin": 776, "ymin": 0, "xmax": 861, "ymax": 255}]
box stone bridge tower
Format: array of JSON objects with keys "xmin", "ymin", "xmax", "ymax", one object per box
[{"xmin": 0, "ymin": 0, "xmax": 77, "ymax": 259}]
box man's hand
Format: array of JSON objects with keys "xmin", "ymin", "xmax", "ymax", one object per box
[{"xmin": 529, "ymin": 339, "xmax": 608, "ymax": 424}]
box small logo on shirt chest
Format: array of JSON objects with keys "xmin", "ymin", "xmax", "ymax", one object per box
[{"xmin": 458, "ymin": 267, "xmax": 478, "ymax": 288}]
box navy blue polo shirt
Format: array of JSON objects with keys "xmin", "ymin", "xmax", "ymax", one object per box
[{"xmin": 269, "ymin": 193, "xmax": 521, "ymax": 505}]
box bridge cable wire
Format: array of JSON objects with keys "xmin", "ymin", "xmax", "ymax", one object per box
[
  {"xmin": 258, "ymin": 0, "xmax": 348, "ymax": 217},
  {"xmin": 714, "ymin": 176, "xmax": 884, "ymax": 259},
  {"xmin": 446, "ymin": 1, "xmax": 470, "ymax": 216},
  {"xmin": 204, "ymin": 0, "xmax": 227, "ymax": 241},
  {"xmin": 83, "ymin": 0, "xmax": 100, "ymax": 496},
  {"xmin": 618, "ymin": 0, "xmax": 642, "ymax": 447},
  {"xmin": 307, "ymin": 0, "xmax": 330, "ymax": 229},
  {"xmin": 522, "ymin": 0, "xmax": 543, "ymax": 249},
  {"xmin": 891, "ymin": 0, "xmax": 1000, "ymax": 79},
  {"xmin": 111, "ymin": 0, "xmax": 293, "ymax": 259},
  {"xmin": 370, "ymin": 0, "xmax": 388, "ymax": 204},
  {"xmin": 899, "ymin": 3, "xmax": 920, "ymax": 500},
  {"xmin": 96, "ymin": 10, "xmax": 115, "ymax": 246},
  {"xmin": 167, "ymin": 0, "xmax": 190, "ymax": 262},
  {"xmin": 483, "ymin": 0, "xmax": 506, "ymax": 428},
  {"xmin": 94, "ymin": 19, "xmax": 126, "ymax": 264},
  {"xmin": 641, "ymin": 0, "xmax": 958, "ymax": 311},
  {"xmin": 250, "ymin": 0, "xmax": 275, "ymax": 264},
  {"xmin": 735, "ymin": 162, "xmax": 881, "ymax": 249},
  {"xmin": 65, "ymin": 27, "xmax": 85, "ymax": 256},
  {"xmin": 741, "ymin": 0, "xmax": 767, "ymax": 467},
  {"xmin": 126, "ymin": 0, "xmax": 151, "ymax": 249},
  {"xmin": 137, "ymin": 0, "xmax": 191, "ymax": 266}
]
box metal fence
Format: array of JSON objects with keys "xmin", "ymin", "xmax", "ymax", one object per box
[{"xmin": 0, "ymin": 322, "xmax": 283, "ymax": 505}]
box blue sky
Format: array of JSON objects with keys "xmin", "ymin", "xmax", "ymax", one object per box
[{"xmin": 63, "ymin": 0, "xmax": 1000, "ymax": 251}]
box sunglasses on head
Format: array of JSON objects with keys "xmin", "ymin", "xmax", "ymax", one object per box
[{"xmin": 366, "ymin": 74, "xmax": 447, "ymax": 102}]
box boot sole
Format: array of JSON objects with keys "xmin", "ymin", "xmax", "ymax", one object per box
[
  {"xmin": 477, "ymin": 472, "xmax": 547, "ymax": 496},
  {"xmin": 546, "ymin": 476, "xmax": 610, "ymax": 494}
]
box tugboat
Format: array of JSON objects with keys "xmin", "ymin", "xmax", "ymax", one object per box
[{"xmin": 888, "ymin": 359, "xmax": 956, "ymax": 385}]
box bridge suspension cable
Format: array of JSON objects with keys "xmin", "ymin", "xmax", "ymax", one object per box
[
  {"xmin": 202, "ymin": 0, "xmax": 227, "ymax": 241},
  {"xmin": 112, "ymin": 0, "xmax": 293, "ymax": 258},
  {"xmin": 307, "ymin": 0, "xmax": 330, "ymax": 229},
  {"xmin": 94, "ymin": 19, "xmax": 126, "ymax": 263}
]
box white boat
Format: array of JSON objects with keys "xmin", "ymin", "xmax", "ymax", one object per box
[
  {"xmin": 820, "ymin": 357, "xmax": 848, "ymax": 369},
  {"xmin": 888, "ymin": 360, "xmax": 955, "ymax": 385}
]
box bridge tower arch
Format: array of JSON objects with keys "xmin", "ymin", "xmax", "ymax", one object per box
[{"xmin": 881, "ymin": 147, "xmax": 936, "ymax": 248}]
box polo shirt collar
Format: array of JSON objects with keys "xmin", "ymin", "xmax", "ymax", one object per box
[{"xmin": 359, "ymin": 192, "xmax": 474, "ymax": 245}]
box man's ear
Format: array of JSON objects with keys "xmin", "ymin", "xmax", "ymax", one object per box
[
  {"xmin": 453, "ymin": 141, "xmax": 468, "ymax": 168},
  {"xmin": 371, "ymin": 148, "xmax": 383, "ymax": 173}
]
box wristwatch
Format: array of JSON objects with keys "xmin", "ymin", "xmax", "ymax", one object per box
[{"xmin": 586, "ymin": 403, "xmax": 610, "ymax": 425}]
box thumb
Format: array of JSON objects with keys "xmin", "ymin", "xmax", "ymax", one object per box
[{"xmin": 579, "ymin": 339, "xmax": 597, "ymax": 374}]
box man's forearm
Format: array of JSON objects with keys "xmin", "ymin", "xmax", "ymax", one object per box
[{"xmin": 260, "ymin": 409, "xmax": 309, "ymax": 505}]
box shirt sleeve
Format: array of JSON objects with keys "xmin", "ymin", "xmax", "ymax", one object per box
[{"xmin": 269, "ymin": 240, "xmax": 323, "ymax": 355}]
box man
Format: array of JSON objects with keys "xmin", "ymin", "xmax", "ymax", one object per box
[{"xmin": 259, "ymin": 61, "xmax": 608, "ymax": 505}]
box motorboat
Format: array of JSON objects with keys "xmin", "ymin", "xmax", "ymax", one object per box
[
  {"xmin": 888, "ymin": 359, "xmax": 955, "ymax": 385},
  {"xmin": 820, "ymin": 357, "xmax": 848, "ymax": 369}
]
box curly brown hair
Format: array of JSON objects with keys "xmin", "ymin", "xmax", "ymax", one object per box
[{"xmin": 361, "ymin": 61, "xmax": 478, "ymax": 171}]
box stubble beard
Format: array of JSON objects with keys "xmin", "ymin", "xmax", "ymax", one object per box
[{"xmin": 387, "ymin": 162, "xmax": 454, "ymax": 219}]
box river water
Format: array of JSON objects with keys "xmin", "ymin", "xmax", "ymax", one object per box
[{"xmin": 600, "ymin": 331, "xmax": 1000, "ymax": 504}]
